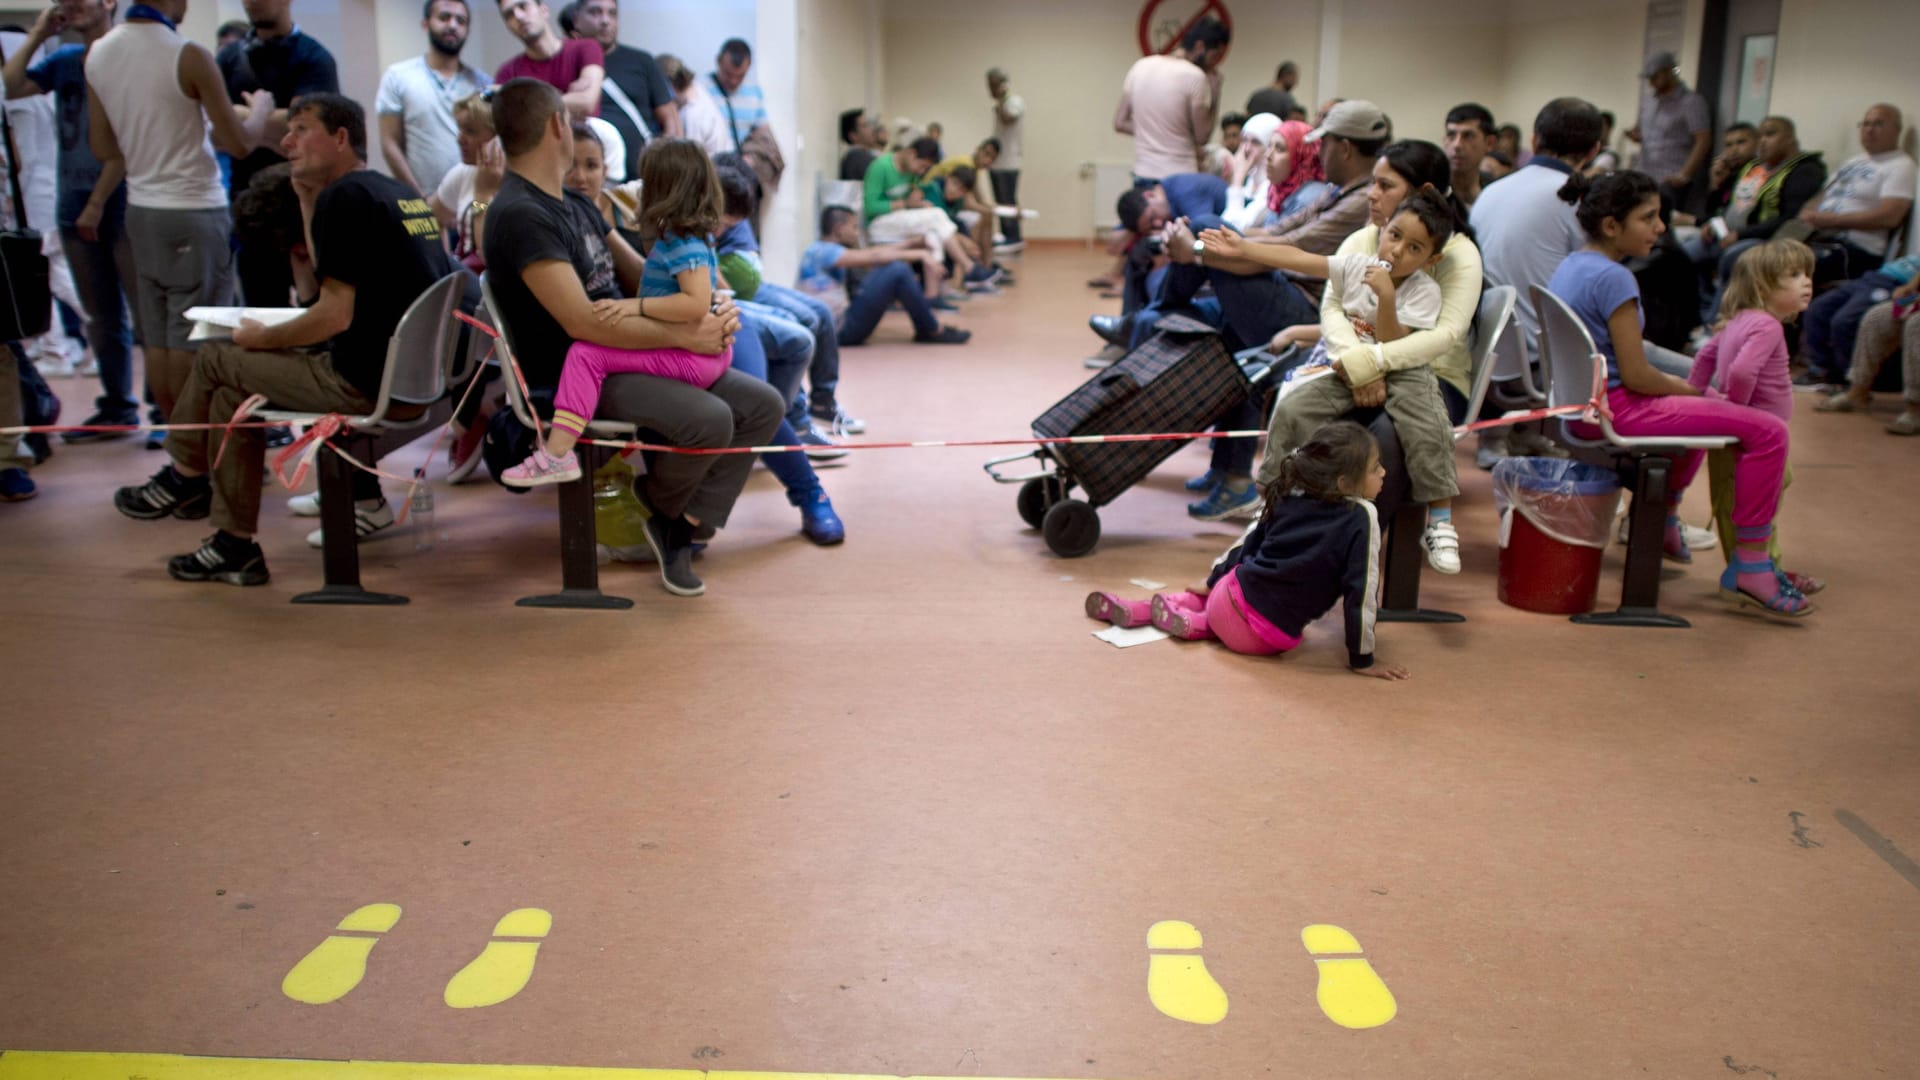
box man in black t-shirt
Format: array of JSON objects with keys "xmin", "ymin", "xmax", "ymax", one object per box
[
  {"xmin": 114, "ymin": 95, "xmax": 457, "ymax": 587},
  {"xmin": 220, "ymin": 0, "xmax": 341, "ymax": 306},
  {"xmin": 562, "ymin": 0, "xmax": 679, "ymax": 178},
  {"xmin": 482, "ymin": 78, "xmax": 780, "ymax": 597}
]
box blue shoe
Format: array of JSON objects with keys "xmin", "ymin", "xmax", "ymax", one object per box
[
  {"xmin": 1187, "ymin": 483, "xmax": 1262, "ymax": 522},
  {"xmin": 1184, "ymin": 468, "xmax": 1223, "ymax": 493},
  {"xmin": 0, "ymin": 468, "xmax": 35, "ymax": 502},
  {"xmin": 790, "ymin": 484, "xmax": 845, "ymax": 545}
]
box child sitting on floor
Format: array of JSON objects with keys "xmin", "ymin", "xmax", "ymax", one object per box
[
  {"xmin": 1688, "ymin": 238, "xmax": 1823, "ymax": 595},
  {"xmin": 1085, "ymin": 421, "xmax": 1409, "ymax": 680},
  {"xmin": 1197, "ymin": 186, "xmax": 1466, "ymax": 577},
  {"xmin": 503, "ymin": 138, "xmax": 732, "ymax": 487}
]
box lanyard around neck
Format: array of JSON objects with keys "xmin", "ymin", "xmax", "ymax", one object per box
[{"xmin": 126, "ymin": 4, "xmax": 177, "ymax": 31}]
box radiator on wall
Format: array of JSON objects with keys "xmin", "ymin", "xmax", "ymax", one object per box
[{"xmin": 1082, "ymin": 161, "xmax": 1135, "ymax": 236}]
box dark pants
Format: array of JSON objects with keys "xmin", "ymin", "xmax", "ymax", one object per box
[
  {"xmin": 989, "ymin": 169, "xmax": 1020, "ymax": 243},
  {"xmin": 839, "ymin": 260, "xmax": 938, "ymax": 345},
  {"xmin": 60, "ymin": 218, "xmax": 141, "ymax": 419},
  {"xmin": 1804, "ymin": 270, "xmax": 1898, "ymax": 379},
  {"xmin": 1813, "ymin": 240, "xmax": 1885, "ymax": 287},
  {"xmin": 598, "ymin": 367, "xmax": 784, "ymax": 527}
]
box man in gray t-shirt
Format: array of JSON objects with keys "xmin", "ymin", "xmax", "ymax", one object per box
[{"xmin": 1628, "ymin": 51, "xmax": 1709, "ymax": 206}]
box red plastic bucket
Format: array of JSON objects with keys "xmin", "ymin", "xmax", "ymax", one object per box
[{"xmin": 1498, "ymin": 507, "xmax": 1608, "ymax": 615}]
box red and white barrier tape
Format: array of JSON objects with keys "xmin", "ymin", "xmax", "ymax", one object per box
[{"xmin": 2, "ymin": 317, "xmax": 1610, "ymax": 472}]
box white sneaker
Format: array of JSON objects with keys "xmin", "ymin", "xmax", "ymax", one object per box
[
  {"xmin": 1615, "ymin": 511, "xmax": 1719, "ymax": 551},
  {"xmin": 1424, "ymin": 519, "xmax": 1462, "ymax": 574},
  {"xmin": 304, "ymin": 498, "xmax": 395, "ymax": 548},
  {"xmin": 289, "ymin": 492, "xmax": 322, "ymax": 517}
]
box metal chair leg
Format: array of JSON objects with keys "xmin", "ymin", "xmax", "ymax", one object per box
[
  {"xmin": 1379, "ymin": 502, "xmax": 1464, "ymax": 624},
  {"xmin": 293, "ymin": 433, "xmax": 408, "ymax": 606},
  {"xmin": 517, "ymin": 441, "xmax": 633, "ymax": 609},
  {"xmin": 1573, "ymin": 453, "xmax": 1689, "ymax": 628}
]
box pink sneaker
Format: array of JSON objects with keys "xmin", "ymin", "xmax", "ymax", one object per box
[
  {"xmin": 1149, "ymin": 592, "xmax": 1209, "ymax": 640},
  {"xmin": 501, "ymin": 446, "xmax": 581, "ymax": 488},
  {"xmin": 1085, "ymin": 591, "xmax": 1150, "ymax": 627}
]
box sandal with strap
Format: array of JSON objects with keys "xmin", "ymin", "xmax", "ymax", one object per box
[
  {"xmin": 1782, "ymin": 569, "xmax": 1825, "ymax": 596},
  {"xmin": 1718, "ymin": 557, "xmax": 1813, "ymax": 619},
  {"xmin": 1662, "ymin": 515, "xmax": 1692, "ymax": 564}
]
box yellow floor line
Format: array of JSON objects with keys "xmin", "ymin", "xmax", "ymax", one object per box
[{"xmin": 0, "ymin": 1051, "xmax": 1101, "ymax": 1080}]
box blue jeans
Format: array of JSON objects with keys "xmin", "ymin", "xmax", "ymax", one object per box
[
  {"xmin": 1152, "ymin": 216, "xmax": 1321, "ymax": 351},
  {"xmin": 751, "ymin": 281, "xmax": 839, "ymax": 427},
  {"xmin": 840, "ymin": 260, "xmax": 938, "ymax": 345},
  {"xmin": 731, "ymin": 308, "xmax": 820, "ymax": 499},
  {"xmin": 60, "ymin": 219, "xmax": 140, "ymax": 418},
  {"xmin": 1803, "ymin": 271, "xmax": 1897, "ymax": 380}
]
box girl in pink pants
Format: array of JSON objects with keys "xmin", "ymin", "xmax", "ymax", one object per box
[
  {"xmin": 1547, "ymin": 169, "xmax": 1810, "ymax": 618},
  {"xmin": 1085, "ymin": 421, "xmax": 1411, "ymax": 681}
]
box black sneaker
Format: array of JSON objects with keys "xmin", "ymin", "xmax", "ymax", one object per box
[
  {"xmin": 636, "ymin": 495, "xmax": 705, "ymax": 597},
  {"xmin": 264, "ymin": 425, "xmax": 295, "ymax": 449},
  {"xmin": 914, "ymin": 326, "xmax": 972, "ymax": 345},
  {"xmin": 115, "ymin": 466, "xmax": 212, "ymax": 520},
  {"xmin": 168, "ymin": 533, "xmax": 270, "ymax": 586},
  {"xmin": 64, "ymin": 411, "xmax": 139, "ymax": 444}
]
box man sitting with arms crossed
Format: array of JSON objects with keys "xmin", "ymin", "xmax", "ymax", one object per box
[
  {"xmin": 113, "ymin": 95, "xmax": 457, "ymax": 586},
  {"xmin": 482, "ymin": 78, "xmax": 780, "ymax": 597}
]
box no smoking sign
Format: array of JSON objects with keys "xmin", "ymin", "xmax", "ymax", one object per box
[{"xmin": 1137, "ymin": 0, "xmax": 1232, "ymax": 58}]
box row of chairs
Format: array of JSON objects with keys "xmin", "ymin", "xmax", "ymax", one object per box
[
  {"xmin": 259, "ymin": 271, "xmax": 1737, "ymax": 624},
  {"xmin": 1437, "ymin": 282, "xmax": 1735, "ymax": 628}
]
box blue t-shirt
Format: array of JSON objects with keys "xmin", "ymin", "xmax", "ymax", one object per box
[
  {"xmin": 1547, "ymin": 249, "xmax": 1643, "ymax": 387},
  {"xmin": 640, "ymin": 231, "xmax": 719, "ymax": 298},
  {"xmin": 715, "ymin": 218, "xmax": 759, "ymax": 257},
  {"xmin": 1162, "ymin": 173, "xmax": 1229, "ymax": 221},
  {"xmin": 799, "ymin": 241, "xmax": 848, "ymax": 292},
  {"xmin": 27, "ymin": 45, "xmax": 125, "ymax": 228}
]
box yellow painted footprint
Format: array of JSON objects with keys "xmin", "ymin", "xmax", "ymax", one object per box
[
  {"xmin": 1145, "ymin": 920, "xmax": 1229, "ymax": 1024},
  {"xmin": 443, "ymin": 908, "xmax": 552, "ymax": 1009},
  {"xmin": 281, "ymin": 903, "xmax": 403, "ymax": 1005},
  {"xmin": 1302, "ymin": 924, "xmax": 1396, "ymax": 1029}
]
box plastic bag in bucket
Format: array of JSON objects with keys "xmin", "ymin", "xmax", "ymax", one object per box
[
  {"xmin": 1492, "ymin": 457, "xmax": 1621, "ymax": 549},
  {"xmin": 593, "ymin": 453, "xmax": 654, "ymax": 564}
]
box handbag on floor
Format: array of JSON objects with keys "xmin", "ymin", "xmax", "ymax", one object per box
[{"xmin": 0, "ymin": 44, "xmax": 52, "ymax": 343}]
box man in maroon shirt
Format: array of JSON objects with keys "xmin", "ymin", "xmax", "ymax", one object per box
[{"xmin": 494, "ymin": 0, "xmax": 602, "ymax": 120}]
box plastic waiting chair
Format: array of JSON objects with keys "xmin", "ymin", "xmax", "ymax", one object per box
[
  {"xmin": 479, "ymin": 274, "xmax": 636, "ymax": 610},
  {"xmin": 255, "ymin": 271, "xmax": 464, "ymax": 606},
  {"xmin": 1531, "ymin": 286, "xmax": 1734, "ymax": 628},
  {"xmin": 1455, "ymin": 285, "xmax": 1518, "ymax": 444}
]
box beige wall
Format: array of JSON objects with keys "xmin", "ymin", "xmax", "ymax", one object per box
[{"xmin": 879, "ymin": 0, "xmax": 1320, "ymax": 239}]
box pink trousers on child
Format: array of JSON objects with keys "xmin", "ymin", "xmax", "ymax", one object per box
[
  {"xmin": 1162, "ymin": 569, "xmax": 1302, "ymax": 656},
  {"xmin": 1605, "ymin": 386, "xmax": 1788, "ymax": 529},
  {"xmin": 551, "ymin": 340, "xmax": 733, "ymax": 438}
]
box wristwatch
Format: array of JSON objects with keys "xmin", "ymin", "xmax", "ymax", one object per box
[{"xmin": 1192, "ymin": 239, "xmax": 1206, "ymax": 265}]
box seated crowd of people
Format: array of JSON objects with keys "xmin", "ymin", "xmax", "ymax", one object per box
[
  {"xmin": 3, "ymin": 4, "xmax": 1914, "ymax": 641},
  {"xmin": 1078, "ymin": 18, "xmax": 1915, "ymax": 633},
  {"xmin": 0, "ymin": 0, "xmax": 1019, "ymax": 600}
]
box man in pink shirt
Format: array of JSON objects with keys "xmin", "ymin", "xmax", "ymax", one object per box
[
  {"xmin": 1114, "ymin": 19, "xmax": 1230, "ymax": 185},
  {"xmin": 494, "ymin": 0, "xmax": 602, "ymax": 120}
]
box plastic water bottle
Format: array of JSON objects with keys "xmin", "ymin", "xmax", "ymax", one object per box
[{"xmin": 411, "ymin": 468, "xmax": 434, "ymax": 552}]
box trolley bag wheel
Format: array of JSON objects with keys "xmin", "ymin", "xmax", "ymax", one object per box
[
  {"xmin": 1017, "ymin": 475, "xmax": 1068, "ymax": 528},
  {"xmin": 1042, "ymin": 498, "xmax": 1101, "ymax": 557}
]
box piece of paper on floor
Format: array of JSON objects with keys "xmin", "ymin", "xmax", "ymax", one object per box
[
  {"xmin": 1130, "ymin": 578, "xmax": 1167, "ymax": 590},
  {"xmin": 1093, "ymin": 625, "xmax": 1169, "ymax": 648},
  {"xmin": 1058, "ymin": 575, "xmax": 1075, "ymax": 581}
]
